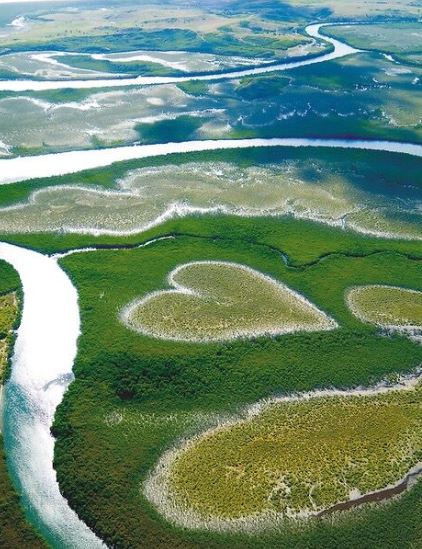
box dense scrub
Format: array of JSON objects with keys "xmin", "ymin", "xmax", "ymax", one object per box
[
  {"xmin": 0, "ymin": 261, "xmax": 20, "ymax": 384},
  {"xmin": 0, "ymin": 293, "xmax": 17, "ymax": 384},
  {"xmin": 52, "ymin": 215, "xmax": 422, "ymax": 548}
]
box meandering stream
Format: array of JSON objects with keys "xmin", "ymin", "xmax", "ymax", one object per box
[{"xmin": 0, "ymin": 24, "xmax": 359, "ymax": 92}]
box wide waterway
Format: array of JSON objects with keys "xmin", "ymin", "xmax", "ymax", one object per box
[
  {"xmin": 0, "ymin": 242, "xmax": 104, "ymax": 548},
  {"xmin": 0, "ymin": 137, "xmax": 421, "ymax": 185}
]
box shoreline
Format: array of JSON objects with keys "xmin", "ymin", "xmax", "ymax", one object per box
[{"xmin": 319, "ymin": 462, "xmax": 422, "ymax": 517}]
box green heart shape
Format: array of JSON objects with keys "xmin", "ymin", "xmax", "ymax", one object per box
[{"xmin": 122, "ymin": 261, "xmax": 337, "ymax": 342}]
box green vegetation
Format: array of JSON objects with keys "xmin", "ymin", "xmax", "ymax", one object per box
[
  {"xmin": 0, "ymin": 147, "xmax": 420, "ymax": 245},
  {"xmin": 199, "ymin": 30, "xmax": 304, "ymax": 58},
  {"xmin": 347, "ymin": 286, "xmax": 422, "ymax": 329},
  {"xmin": 124, "ymin": 261, "xmax": 336, "ymax": 341},
  {"xmin": 57, "ymin": 54, "xmax": 182, "ymax": 77},
  {"xmin": 0, "ymin": 293, "xmax": 17, "ymax": 383},
  {"xmin": 0, "ymin": 1, "xmax": 420, "ymax": 547},
  {"xmin": 136, "ymin": 115, "xmax": 204, "ymax": 144},
  {"xmin": 228, "ymin": 52, "xmax": 422, "ymax": 144},
  {"xmin": 0, "ymin": 5, "xmax": 309, "ymax": 58},
  {"xmin": 398, "ymin": 53, "xmax": 422, "ymax": 67},
  {"xmin": 1, "ymin": 48, "xmax": 421, "ymax": 157},
  {"xmin": 0, "ymin": 261, "xmax": 21, "ymax": 381},
  {"xmin": 51, "ymin": 214, "xmax": 422, "ymax": 548},
  {"xmin": 229, "ymin": 0, "xmax": 421, "ymax": 19},
  {"xmin": 163, "ymin": 382, "xmax": 422, "ymax": 526},
  {"xmin": 236, "ymin": 75, "xmax": 290, "ymax": 100},
  {"xmin": 2, "ymin": 0, "xmax": 419, "ymax": 58},
  {"xmin": 177, "ymin": 81, "xmax": 209, "ymax": 96},
  {"xmin": 1, "ymin": 28, "xmax": 204, "ymax": 55},
  {"xmin": 326, "ymin": 24, "xmax": 422, "ymax": 55},
  {"xmin": 1, "ymin": 211, "xmax": 422, "ymax": 266},
  {"xmin": 0, "ymin": 87, "xmax": 122, "ymax": 106}
]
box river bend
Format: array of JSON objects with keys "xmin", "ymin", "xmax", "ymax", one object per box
[
  {"xmin": 0, "ymin": 242, "xmax": 105, "ymax": 548},
  {"xmin": 0, "ymin": 24, "xmax": 360, "ymax": 92}
]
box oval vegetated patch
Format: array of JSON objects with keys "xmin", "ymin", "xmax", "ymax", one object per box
[
  {"xmin": 347, "ymin": 285, "xmax": 422, "ymax": 341},
  {"xmin": 145, "ymin": 376, "xmax": 422, "ymax": 532}
]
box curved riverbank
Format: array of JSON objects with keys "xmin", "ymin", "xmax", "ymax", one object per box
[
  {"xmin": 0, "ymin": 24, "xmax": 360, "ymax": 92},
  {"xmin": 0, "ymin": 242, "xmax": 105, "ymax": 548},
  {"xmin": 0, "ymin": 137, "xmax": 420, "ymax": 185}
]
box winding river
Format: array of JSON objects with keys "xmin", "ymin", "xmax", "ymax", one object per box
[
  {"xmin": 0, "ymin": 17, "xmax": 421, "ymax": 549},
  {"xmin": 0, "ymin": 243, "xmax": 104, "ymax": 548},
  {"xmin": 0, "ymin": 24, "xmax": 360, "ymax": 92}
]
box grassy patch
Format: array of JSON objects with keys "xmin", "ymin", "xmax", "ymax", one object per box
[
  {"xmin": 347, "ymin": 286, "xmax": 422, "ymax": 329},
  {"xmin": 163, "ymin": 381, "xmax": 422, "ymax": 526}
]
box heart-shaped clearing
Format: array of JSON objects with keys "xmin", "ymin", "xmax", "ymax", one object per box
[{"xmin": 122, "ymin": 261, "xmax": 337, "ymax": 342}]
